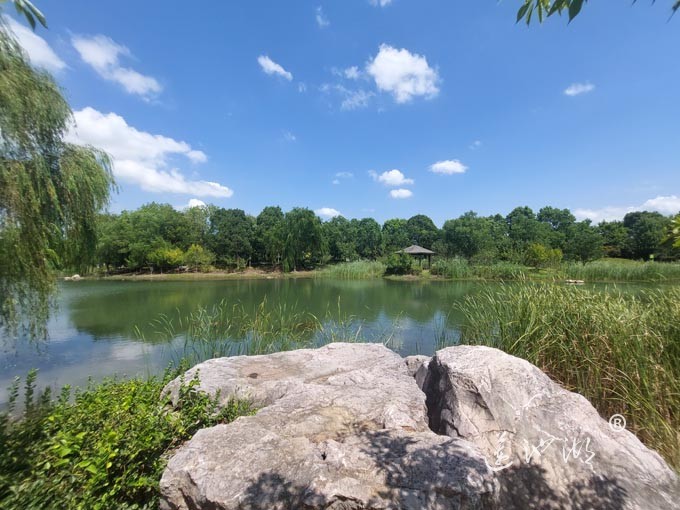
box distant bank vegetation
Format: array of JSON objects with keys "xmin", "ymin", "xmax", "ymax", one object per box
[{"xmin": 87, "ymin": 203, "xmax": 680, "ymax": 281}]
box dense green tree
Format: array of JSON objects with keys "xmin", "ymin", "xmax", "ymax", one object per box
[
  {"xmin": 254, "ymin": 206, "xmax": 285, "ymax": 266},
  {"xmin": 506, "ymin": 207, "xmax": 550, "ymax": 259},
  {"xmin": 323, "ymin": 216, "xmax": 357, "ymax": 262},
  {"xmin": 597, "ymin": 221, "xmax": 629, "ymax": 258},
  {"xmin": 183, "ymin": 244, "xmax": 215, "ymax": 272},
  {"xmin": 523, "ymin": 243, "xmax": 562, "ymax": 268},
  {"xmin": 564, "ymin": 220, "xmax": 603, "ymax": 262},
  {"xmin": 623, "ymin": 211, "xmax": 670, "ymax": 260},
  {"xmin": 406, "ymin": 215, "xmax": 440, "ymax": 250},
  {"xmin": 353, "ymin": 218, "xmax": 383, "ymax": 259},
  {"xmin": 667, "ymin": 215, "xmax": 680, "ymax": 249},
  {"xmin": 95, "ymin": 213, "xmax": 130, "ymax": 270},
  {"xmin": 147, "ymin": 244, "xmax": 184, "ymax": 273},
  {"xmin": 537, "ymin": 206, "xmax": 575, "ymax": 251},
  {"xmin": 208, "ymin": 208, "xmax": 254, "ymax": 266},
  {"xmin": 442, "ymin": 212, "xmax": 498, "ymax": 260},
  {"xmin": 1, "ymin": 21, "xmax": 114, "ymax": 335},
  {"xmin": 183, "ymin": 204, "xmax": 211, "ymax": 247},
  {"xmin": 382, "ymin": 219, "xmax": 410, "ymax": 253},
  {"xmin": 282, "ymin": 208, "xmax": 324, "ymax": 271}
]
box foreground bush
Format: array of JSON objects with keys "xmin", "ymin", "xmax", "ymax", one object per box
[
  {"xmin": 0, "ymin": 368, "xmax": 252, "ymax": 509},
  {"xmin": 457, "ymin": 284, "xmax": 680, "ymax": 470}
]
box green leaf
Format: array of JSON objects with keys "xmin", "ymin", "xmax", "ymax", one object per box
[
  {"xmin": 516, "ymin": 2, "xmax": 531, "ymax": 23},
  {"xmin": 568, "ymin": 0, "xmax": 585, "ymax": 21}
]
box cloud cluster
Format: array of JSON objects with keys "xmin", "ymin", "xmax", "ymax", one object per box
[
  {"xmin": 258, "ymin": 55, "xmax": 293, "ymax": 81},
  {"xmin": 564, "ymin": 82, "xmax": 595, "ymax": 97},
  {"xmin": 369, "ymin": 0, "xmax": 393, "ymax": 6},
  {"xmin": 316, "ymin": 6, "xmax": 329, "ymax": 28},
  {"xmin": 5, "ymin": 16, "xmax": 66, "ymax": 72},
  {"xmin": 66, "ymin": 107, "xmax": 233, "ymax": 198},
  {"xmin": 72, "ymin": 34, "xmax": 162, "ymax": 99},
  {"xmin": 367, "ymin": 44, "xmax": 440, "ymax": 103},
  {"xmin": 315, "ymin": 207, "xmax": 341, "ymax": 219},
  {"xmin": 574, "ymin": 195, "xmax": 680, "ymax": 223},
  {"xmin": 370, "ymin": 169, "xmax": 414, "ymax": 186},
  {"xmin": 390, "ymin": 189, "xmax": 412, "ymax": 199},
  {"xmin": 369, "ymin": 169, "xmax": 414, "ymax": 199},
  {"xmin": 429, "ymin": 160, "xmax": 468, "ymax": 175}
]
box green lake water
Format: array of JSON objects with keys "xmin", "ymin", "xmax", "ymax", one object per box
[{"xmin": 0, "ymin": 278, "xmax": 659, "ymax": 405}]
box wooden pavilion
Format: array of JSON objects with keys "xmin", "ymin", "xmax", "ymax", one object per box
[{"xmin": 397, "ymin": 245, "xmax": 435, "ymax": 268}]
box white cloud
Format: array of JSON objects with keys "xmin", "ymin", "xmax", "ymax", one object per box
[
  {"xmin": 564, "ymin": 82, "xmax": 595, "ymax": 97},
  {"xmin": 332, "ymin": 179, "xmax": 340, "ymax": 185},
  {"xmin": 298, "ymin": 82, "xmax": 307, "ymax": 93},
  {"xmin": 429, "ymin": 159, "xmax": 468, "ymax": 175},
  {"xmin": 341, "ymin": 89, "xmax": 374, "ymax": 110},
  {"xmin": 390, "ymin": 188, "xmax": 413, "ymax": 199},
  {"xmin": 283, "ymin": 131, "xmax": 297, "ymax": 142},
  {"xmin": 370, "ymin": 0, "xmax": 393, "ymax": 6},
  {"xmin": 177, "ymin": 198, "xmax": 207, "ymax": 210},
  {"xmin": 315, "ymin": 6, "xmax": 329, "ymax": 27},
  {"xmin": 257, "ymin": 55, "xmax": 293, "ymax": 81},
  {"xmin": 65, "ymin": 107, "xmax": 233, "ymax": 198},
  {"xmin": 469, "ymin": 140, "xmax": 482, "ymax": 150},
  {"xmin": 366, "ymin": 44, "xmax": 440, "ymax": 103},
  {"xmin": 72, "ymin": 34, "xmax": 162, "ymax": 99},
  {"xmin": 574, "ymin": 195, "xmax": 680, "ymax": 223},
  {"xmin": 370, "ymin": 169, "xmax": 414, "ymax": 187},
  {"xmin": 336, "ymin": 172, "xmax": 354, "ymax": 178},
  {"xmin": 5, "ymin": 16, "xmax": 66, "ymax": 72},
  {"xmin": 320, "ymin": 83, "xmax": 374, "ymax": 110},
  {"xmin": 344, "ymin": 66, "xmax": 360, "ymax": 80},
  {"xmin": 316, "ymin": 207, "xmax": 341, "ymax": 219}
]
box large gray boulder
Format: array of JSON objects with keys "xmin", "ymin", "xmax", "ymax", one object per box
[
  {"xmin": 160, "ymin": 343, "xmax": 499, "ymax": 510},
  {"xmin": 421, "ymin": 345, "xmax": 680, "ymax": 510}
]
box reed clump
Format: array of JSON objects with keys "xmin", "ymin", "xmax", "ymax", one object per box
[{"xmin": 456, "ymin": 284, "xmax": 680, "ymax": 470}]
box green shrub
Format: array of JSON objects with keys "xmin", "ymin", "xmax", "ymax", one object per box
[
  {"xmin": 383, "ymin": 253, "xmax": 414, "ymax": 275},
  {"xmin": 0, "ymin": 368, "xmax": 252, "ymax": 509}
]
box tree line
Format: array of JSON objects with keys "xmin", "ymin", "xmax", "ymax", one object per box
[{"xmin": 93, "ymin": 203, "xmax": 679, "ymax": 274}]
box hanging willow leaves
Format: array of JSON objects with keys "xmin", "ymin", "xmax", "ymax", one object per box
[
  {"xmin": 0, "ymin": 24, "xmax": 115, "ymax": 338},
  {"xmin": 516, "ymin": 0, "xmax": 679, "ymax": 24}
]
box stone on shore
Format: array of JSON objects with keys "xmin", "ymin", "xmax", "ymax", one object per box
[{"xmin": 160, "ymin": 343, "xmax": 680, "ymax": 510}]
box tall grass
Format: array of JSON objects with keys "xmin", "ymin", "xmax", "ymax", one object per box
[
  {"xmin": 561, "ymin": 259, "xmax": 680, "ymax": 282},
  {"xmin": 430, "ymin": 258, "xmax": 529, "ymax": 281},
  {"xmin": 456, "ymin": 284, "xmax": 680, "ymax": 469},
  {"xmin": 317, "ymin": 260, "xmax": 386, "ymax": 279},
  {"xmin": 146, "ymin": 297, "xmax": 399, "ymax": 364}
]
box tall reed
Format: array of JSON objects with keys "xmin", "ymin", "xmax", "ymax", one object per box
[
  {"xmin": 456, "ymin": 284, "xmax": 680, "ymax": 469},
  {"xmin": 317, "ymin": 260, "xmax": 386, "ymax": 279},
  {"xmin": 561, "ymin": 260, "xmax": 680, "ymax": 282}
]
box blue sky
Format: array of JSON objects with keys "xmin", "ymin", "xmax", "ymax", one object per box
[{"xmin": 6, "ymin": 1, "xmax": 680, "ymax": 225}]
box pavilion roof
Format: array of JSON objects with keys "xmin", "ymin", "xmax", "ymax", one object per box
[{"xmin": 398, "ymin": 245, "xmax": 435, "ymax": 255}]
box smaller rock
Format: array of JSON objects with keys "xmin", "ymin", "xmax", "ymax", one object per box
[{"xmin": 404, "ymin": 355, "xmax": 430, "ymax": 377}]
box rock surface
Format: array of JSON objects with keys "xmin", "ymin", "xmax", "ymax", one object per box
[
  {"xmin": 160, "ymin": 343, "xmax": 498, "ymax": 509},
  {"xmin": 422, "ymin": 345, "xmax": 680, "ymax": 510},
  {"xmin": 160, "ymin": 343, "xmax": 680, "ymax": 510}
]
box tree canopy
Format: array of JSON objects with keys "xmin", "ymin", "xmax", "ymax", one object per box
[{"xmin": 0, "ymin": 19, "xmax": 114, "ymax": 336}]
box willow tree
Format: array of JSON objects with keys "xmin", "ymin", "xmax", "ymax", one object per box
[{"xmin": 0, "ymin": 20, "xmax": 115, "ymax": 337}]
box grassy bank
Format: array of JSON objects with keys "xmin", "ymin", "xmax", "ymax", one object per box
[
  {"xmin": 561, "ymin": 259, "xmax": 680, "ymax": 282},
  {"xmin": 455, "ymin": 284, "xmax": 680, "ymax": 470},
  {"xmin": 87, "ymin": 259, "xmax": 680, "ymax": 283},
  {"xmin": 0, "ymin": 367, "xmax": 253, "ymax": 509}
]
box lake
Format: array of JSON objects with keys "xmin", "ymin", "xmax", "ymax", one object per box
[{"xmin": 0, "ymin": 278, "xmax": 653, "ymax": 406}]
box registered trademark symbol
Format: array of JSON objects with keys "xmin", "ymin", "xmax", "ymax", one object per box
[{"xmin": 609, "ymin": 414, "xmax": 626, "ymax": 432}]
